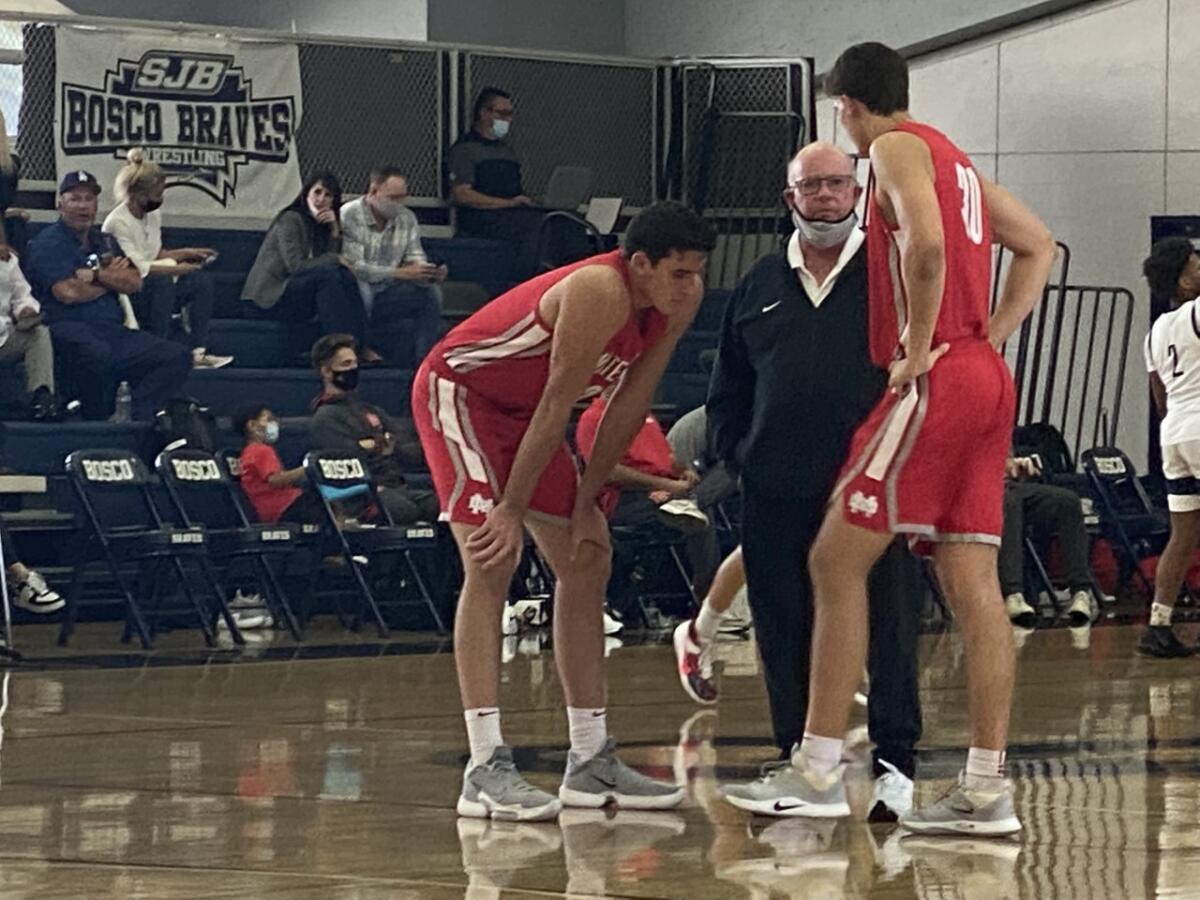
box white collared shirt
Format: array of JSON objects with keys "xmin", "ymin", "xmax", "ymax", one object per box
[{"xmin": 786, "ymin": 227, "xmax": 865, "ymax": 308}]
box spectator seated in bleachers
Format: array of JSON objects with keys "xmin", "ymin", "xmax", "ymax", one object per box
[
  {"xmin": 0, "ymin": 234, "xmax": 56, "ymax": 419},
  {"xmin": 1001, "ymin": 454, "xmax": 1095, "ymax": 626},
  {"xmin": 235, "ymin": 403, "xmax": 323, "ymax": 525},
  {"xmin": 25, "ymin": 170, "xmax": 191, "ymax": 421},
  {"xmin": 447, "ymin": 87, "xmax": 545, "ymax": 279},
  {"xmin": 242, "ymin": 172, "xmax": 381, "ymax": 363},
  {"xmin": 102, "ymin": 148, "xmax": 232, "ymax": 369},
  {"xmin": 575, "ymin": 394, "xmax": 720, "ymax": 598},
  {"xmin": 340, "ymin": 165, "xmax": 446, "ymax": 366},
  {"xmin": 0, "ymin": 109, "xmax": 28, "ymax": 256},
  {"xmin": 308, "ymin": 333, "xmax": 438, "ymax": 525},
  {"xmin": 665, "ymin": 405, "xmax": 739, "ymax": 517},
  {"xmin": 1, "ymin": 519, "xmax": 61, "ymax": 614}
]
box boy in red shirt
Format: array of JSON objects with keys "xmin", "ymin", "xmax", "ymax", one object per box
[{"xmin": 235, "ymin": 405, "xmax": 319, "ymax": 524}]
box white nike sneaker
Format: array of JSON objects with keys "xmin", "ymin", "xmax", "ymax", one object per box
[{"xmin": 869, "ymin": 760, "xmax": 914, "ymax": 822}]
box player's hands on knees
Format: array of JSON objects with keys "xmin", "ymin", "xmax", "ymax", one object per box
[
  {"xmin": 569, "ymin": 503, "xmax": 610, "ymax": 562},
  {"xmin": 466, "ymin": 501, "xmax": 524, "ymax": 569},
  {"xmin": 888, "ymin": 342, "xmax": 949, "ymax": 393}
]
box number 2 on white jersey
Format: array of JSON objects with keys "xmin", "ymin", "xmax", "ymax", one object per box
[{"xmin": 955, "ymin": 162, "xmax": 984, "ymax": 245}]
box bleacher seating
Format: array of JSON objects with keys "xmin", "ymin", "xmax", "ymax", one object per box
[{"xmin": 0, "ymin": 219, "xmax": 734, "ymax": 641}]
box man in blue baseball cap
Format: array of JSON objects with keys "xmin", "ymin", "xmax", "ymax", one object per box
[{"xmin": 24, "ymin": 170, "xmax": 191, "ymax": 420}]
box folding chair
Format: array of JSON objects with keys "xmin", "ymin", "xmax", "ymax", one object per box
[
  {"xmin": 62, "ymin": 449, "xmax": 243, "ymax": 649},
  {"xmin": 533, "ymin": 211, "xmax": 605, "ymax": 272},
  {"xmin": 156, "ymin": 448, "xmax": 305, "ymax": 641},
  {"xmin": 1081, "ymin": 447, "xmax": 1169, "ymax": 594},
  {"xmin": 609, "ymin": 523, "xmax": 698, "ymax": 628},
  {"xmin": 303, "ymin": 450, "xmax": 444, "ymax": 635}
]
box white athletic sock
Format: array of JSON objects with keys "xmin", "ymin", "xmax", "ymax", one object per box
[
  {"xmin": 464, "ymin": 708, "xmax": 503, "ymax": 768},
  {"xmin": 964, "ymin": 746, "xmax": 1006, "ymax": 792},
  {"xmin": 1150, "ymin": 601, "xmax": 1175, "ymax": 627},
  {"xmin": 567, "ymin": 707, "xmax": 607, "ymax": 761},
  {"xmin": 694, "ymin": 600, "xmax": 723, "ymax": 643},
  {"xmin": 796, "ymin": 732, "xmax": 843, "ymax": 777}
]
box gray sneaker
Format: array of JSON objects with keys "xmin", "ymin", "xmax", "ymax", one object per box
[
  {"xmin": 559, "ymin": 738, "xmax": 685, "ymax": 810},
  {"xmin": 457, "ymin": 746, "xmax": 563, "ymax": 822},
  {"xmin": 899, "ymin": 773, "xmax": 1022, "ymax": 837},
  {"xmin": 722, "ymin": 757, "xmax": 850, "ymax": 818}
]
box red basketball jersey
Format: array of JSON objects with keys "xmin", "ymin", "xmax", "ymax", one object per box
[
  {"xmin": 865, "ymin": 120, "xmax": 993, "ymax": 368},
  {"xmin": 427, "ymin": 250, "xmax": 668, "ymax": 412}
]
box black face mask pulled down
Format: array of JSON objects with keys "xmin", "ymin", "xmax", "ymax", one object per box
[
  {"xmin": 142, "ymin": 199, "xmax": 163, "ymax": 213},
  {"xmin": 331, "ymin": 367, "xmax": 360, "ymax": 392}
]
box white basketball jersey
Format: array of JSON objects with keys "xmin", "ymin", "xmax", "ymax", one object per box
[{"xmin": 1145, "ymin": 300, "xmax": 1200, "ymax": 445}]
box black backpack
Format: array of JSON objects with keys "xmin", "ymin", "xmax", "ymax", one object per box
[
  {"xmin": 1012, "ymin": 423, "xmax": 1073, "ymax": 476},
  {"xmin": 152, "ymin": 397, "xmax": 218, "ymax": 455}
]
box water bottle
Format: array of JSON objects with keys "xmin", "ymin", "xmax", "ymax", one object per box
[{"xmin": 113, "ymin": 381, "xmax": 132, "ymax": 423}]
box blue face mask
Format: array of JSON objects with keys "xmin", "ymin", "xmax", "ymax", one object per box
[
  {"xmin": 492, "ymin": 119, "xmax": 511, "ymax": 139},
  {"xmin": 264, "ymin": 421, "xmax": 280, "ymax": 444}
]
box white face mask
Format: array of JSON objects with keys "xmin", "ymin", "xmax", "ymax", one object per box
[
  {"xmin": 492, "ymin": 119, "xmax": 511, "ymax": 139},
  {"xmin": 793, "ymin": 209, "xmax": 858, "ymax": 249},
  {"xmin": 372, "ymin": 197, "xmax": 405, "ymax": 220}
]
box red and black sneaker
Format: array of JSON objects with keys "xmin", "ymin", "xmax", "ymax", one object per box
[{"xmin": 673, "ymin": 620, "xmax": 718, "ymax": 705}]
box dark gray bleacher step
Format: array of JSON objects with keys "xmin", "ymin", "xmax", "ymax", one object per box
[{"xmin": 185, "ymin": 367, "xmax": 412, "ymax": 417}]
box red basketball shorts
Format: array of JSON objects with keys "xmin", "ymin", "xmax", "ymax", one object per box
[
  {"xmin": 411, "ymin": 363, "xmax": 578, "ymax": 526},
  {"xmin": 835, "ymin": 342, "xmax": 1015, "ymax": 550}
]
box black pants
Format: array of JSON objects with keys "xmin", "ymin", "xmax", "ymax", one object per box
[
  {"xmin": 741, "ymin": 487, "xmax": 924, "ymax": 777},
  {"xmin": 378, "ymin": 485, "xmax": 440, "ymax": 525},
  {"xmin": 49, "ymin": 321, "xmax": 192, "ymax": 421},
  {"xmin": 254, "ymin": 264, "xmax": 367, "ymax": 348},
  {"xmin": 134, "ymin": 270, "xmax": 216, "ymax": 348},
  {"xmin": 612, "ymin": 491, "xmax": 720, "ymax": 598},
  {"xmin": 999, "ymin": 480, "xmax": 1092, "ymax": 595}
]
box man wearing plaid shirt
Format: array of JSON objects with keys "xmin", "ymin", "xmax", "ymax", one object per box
[{"xmin": 340, "ymin": 165, "xmax": 446, "ymax": 365}]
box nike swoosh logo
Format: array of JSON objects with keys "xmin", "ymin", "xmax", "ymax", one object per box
[
  {"xmin": 762, "ymin": 300, "xmax": 783, "ymax": 313},
  {"xmin": 476, "ymin": 711, "xmax": 498, "ymax": 718},
  {"xmin": 591, "ymin": 775, "xmax": 618, "ymax": 790},
  {"xmin": 949, "ymin": 802, "xmax": 975, "ymax": 815},
  {"xmin": 773, "ymin": 800, "xmax": 802, "ymax": 811}
]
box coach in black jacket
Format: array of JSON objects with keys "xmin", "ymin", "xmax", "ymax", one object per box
[{"xmin": 707, "ymin": 142, "xmax": 923, "ymax": 820}]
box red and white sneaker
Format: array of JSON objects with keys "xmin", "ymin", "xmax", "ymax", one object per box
[{"xmin": 673, "ymin": 620, "xmax": 718, "ymax": 705}]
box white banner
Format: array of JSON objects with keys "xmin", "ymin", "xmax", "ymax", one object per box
[{"xmin": 54, "ymin": 27, "xmax": 303, "ymax": 219}]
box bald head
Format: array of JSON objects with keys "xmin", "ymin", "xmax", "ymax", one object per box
[
  {"xmin": 789, "ymin": 141, "xmax": 855, "ymax": 179},
  {"xmin": 785, "ymin": 141, "xmax": 860, "ymax": 226}
]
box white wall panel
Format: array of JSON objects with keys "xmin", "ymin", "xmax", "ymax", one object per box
[
  {"xmin": 998, "ymin": 0, "xmax": 1166, "ymax": 152},
  {"xmin": 909, "ymin": 45, "xmax": 1000, "ymax": 155},
  {"xmin": 1168, "ymin": 0, "xmax": 1200, "ymax": 149}
]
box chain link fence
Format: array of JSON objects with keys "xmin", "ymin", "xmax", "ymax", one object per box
[
  {"xmin": 16, "ymin": 24, "xmax": 53, "ymax": 181},
  {"xmin": 10, "ymin": 20, "xmax": 812, "ymax": 228},
  {"xmin": 296, "ymin": 43, "xmax": 441, "ymax": 197},
  {"xmin": 679, "ymin": 63, "xmax": 811, "ymax": 286},
  {"xmin": 464, "ymin": 53, "xmax": 655, "ymax": 206}
]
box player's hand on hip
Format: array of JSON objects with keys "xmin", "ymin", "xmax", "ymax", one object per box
[
  {"xmin": 465, "ymin": 501, "xmax": 524, "ymax": 570},
  {"xmin": 888, "ymin": 342, "xmax": 949, "ymax": 392},
  {"xmin": 569, "ymin": 503, "xmax": 610, "ymax": 561}
]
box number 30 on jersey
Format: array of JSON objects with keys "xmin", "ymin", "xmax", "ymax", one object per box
[{"xmin": 955, "ymin": 162, "xmax": 984, "ymax": 245}]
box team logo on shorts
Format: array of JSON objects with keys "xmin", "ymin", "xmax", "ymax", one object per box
[
  {"xmin": 468, "ymin": 493, "xmax": 495, "ymax": 516},
  {"xmin": 849, "ymin": 490, "xmax": 879, "ymax": 518}
]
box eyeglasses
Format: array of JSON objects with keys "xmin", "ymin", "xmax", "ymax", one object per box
[{"xmin": 784, "ymin": 175, "xmax": 856, "ymax": 197}]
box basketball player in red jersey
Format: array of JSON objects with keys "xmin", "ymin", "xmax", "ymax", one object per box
[
  {"xmin": 412, "ymin": 202, "xmax": 715, "ymax": 821},
  {"xmin": 722, "ymin": 44, "xmax": 1056, "ymax": 836}
]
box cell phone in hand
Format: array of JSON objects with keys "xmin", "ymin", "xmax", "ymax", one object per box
[{"xmin": 201, "ymin": 251, "xmax": 220, "ymax": 267}]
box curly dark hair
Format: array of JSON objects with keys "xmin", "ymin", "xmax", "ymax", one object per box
[{"xmin": 1143, "ymin": 236, "xmax": 1197, "ymax": 306}]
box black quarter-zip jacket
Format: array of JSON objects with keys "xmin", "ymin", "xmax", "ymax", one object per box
[{"xmin": 706, "ymin": 242, "xmax": 888, "ymax": 500}]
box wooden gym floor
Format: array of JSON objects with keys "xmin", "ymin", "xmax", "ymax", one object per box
[{"xmin": 0, "ymin": 617, "xmax": 1194, "ymax": 898}]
